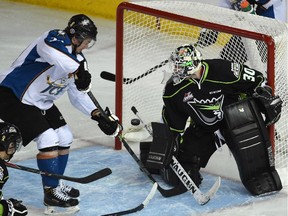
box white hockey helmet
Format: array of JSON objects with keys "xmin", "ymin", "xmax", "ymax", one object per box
[{"xmin": 170, "ymin": 44, "xmax": 202, "ymax": 83}]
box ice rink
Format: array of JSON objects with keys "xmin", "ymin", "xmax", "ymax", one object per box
[{"xmin": 0, "ymin": 1, "xmax": 287, "ymax": 215}]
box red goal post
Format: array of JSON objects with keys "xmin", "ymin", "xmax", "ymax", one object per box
[{"xmin": 114, "ymin": 1, "xmax": 288, "ymax": 168}]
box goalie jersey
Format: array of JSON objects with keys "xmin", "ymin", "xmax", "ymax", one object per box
[{"xmin": 162, "ymin": 59, "xmax": 265, "ymax": 133}]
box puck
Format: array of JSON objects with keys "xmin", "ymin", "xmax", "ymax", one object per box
[{"xmin": 131, "ymin": 118, "xmax": 141, "ymax": 126}]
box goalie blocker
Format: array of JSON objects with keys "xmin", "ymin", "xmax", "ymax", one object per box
[{"xmin": 223, "ymin": 98, "xmax": 282, "ymax": 195}]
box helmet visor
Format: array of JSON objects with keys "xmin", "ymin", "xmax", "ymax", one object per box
[
  {"xmin": 76, "ymin": 37, "xmax": 96, "ymax": 49},
  {"xmin": 86, "ymin": 39, "xmax": 96, "ymax": 49}
]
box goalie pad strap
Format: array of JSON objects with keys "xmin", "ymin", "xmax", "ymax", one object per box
[{"xmin": 223, "ymin": 98, "xmax": 282, "ymax": 195}]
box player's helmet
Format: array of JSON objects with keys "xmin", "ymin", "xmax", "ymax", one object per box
[
  {"xmin": 170, "ymin": 44, "xmax": 202, "ymax": 84},
  {"xmin": 0, "ymin": 123, "xmax": 22, "ymax": 158},
  {"xmin": 65, "ymin": 14, "xmax": 98, "ymax": 48}
]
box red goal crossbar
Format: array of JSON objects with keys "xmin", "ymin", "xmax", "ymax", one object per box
[{"xmin": 114, "ymin": 2, "xmax": 275, "ymax": 150}]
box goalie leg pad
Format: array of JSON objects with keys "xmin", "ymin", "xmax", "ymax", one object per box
[
  {"xmin": 145, "ymin": 122, "xmax": 175, "ymax": 170},
  {"xmin": 223, "ymin": 98, "xmax": 282, "ymax": 195},
  {"xmin": 139, "ymin": 142, "xmax": 160, "ymax": 174}
]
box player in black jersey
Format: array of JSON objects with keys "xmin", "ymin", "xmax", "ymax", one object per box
[
  {"xmin": 159, "ymin": 44, "xmax": 282, "ymax": 196},
  {"xmin": 0, "ymin": 122, "xmax": 28, "ymax": 216}
]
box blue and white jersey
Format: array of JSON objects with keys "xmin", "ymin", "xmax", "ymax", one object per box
[
  {"xmin": 219, "ymin": 0, "xmax": 287, "ymax": 22},
  {"xmin": 0, "ymin": 29, "xmax": 96, "ymax": 115}
]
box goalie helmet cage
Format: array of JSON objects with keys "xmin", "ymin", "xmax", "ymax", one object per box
[{"xmin": 114, "ymin": 1, "xmax": 288, "ymax": 169}]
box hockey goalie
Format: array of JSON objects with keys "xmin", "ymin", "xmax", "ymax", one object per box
[{"xmin": 140, "ymin": 44, "xmax": 283, "ymax": 196}]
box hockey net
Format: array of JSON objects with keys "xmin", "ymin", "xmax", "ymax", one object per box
[{"xmin": 114, "ymin": 1, "xmax": 288, "ymax": 169}]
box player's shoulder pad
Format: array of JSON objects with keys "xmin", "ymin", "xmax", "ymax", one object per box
[
  {"xmin": 45, "ymin": 29, "xmax": 71, "ymax": 48},
  {"xmin": 163, "ymin": 78, "xmax": 190, "ymax": 98},
  {"xmin": 203, "ymin": 58, "xmax": 232, "ymax": 68},
  {"xmin": 202, "ymin": 59, "xmax": 240, "ymax": 80}
]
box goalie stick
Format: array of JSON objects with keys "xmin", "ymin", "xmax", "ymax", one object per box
[
  {"xmin": 87, "ymin": 91, "xmax": 183, "ymax": 198},
  {"xmin": 101, "ymin": 182, "xmax": 158, "ymax": 216},
  {"xmin": 5, "ymin": 162, "xmax": 112, "ymax": 184},
  {"xmin": 100, "ymin": 59, "xmax": 168, "ymax": 84},
  {"xmin": 131, "ymin": 106, "xmax": 221, "ymax": 205}
]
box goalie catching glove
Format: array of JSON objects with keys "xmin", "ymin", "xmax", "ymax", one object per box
[
  {"xmin": 91, "ymin": 107, "xmax": 121, "ymax": 136},
  {"xmin": 0, "ymin": 198, "xmax": 28, "ymax": 216},
  {"xmin": 252, "ymin": 86, "xmax": 282, "ymax": 126}
]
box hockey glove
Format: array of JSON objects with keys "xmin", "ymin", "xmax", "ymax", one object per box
[
  {"xmin": 74, "ymin": 60, "xmax": 92, "ymax": 92},
  {"xmin": 91, "ymin": 107, "xmax": 121, "ymax": 136},
  {"xmin": 252, "ymin": 86, "xmax": 282, "ymax": 126},
  {"xmin": 0, "ymin": 198, "xmax": 28, "ymax": 216}
]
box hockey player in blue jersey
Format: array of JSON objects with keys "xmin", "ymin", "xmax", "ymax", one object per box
[
  {"xmin": 0, "ymin": 14, "xmax": 120, "ymax": 214},
  {"xmin": 197, "ymin": 0, "xmax": 286, "ymax": 64},
  {"xmin": 219, "ymin": 0, "xmax": 287, "ymax": 22}
]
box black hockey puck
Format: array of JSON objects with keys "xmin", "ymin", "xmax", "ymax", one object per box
[{"xmin": 131, "ymin": 118, "xmax": 140, "ymax": 126}]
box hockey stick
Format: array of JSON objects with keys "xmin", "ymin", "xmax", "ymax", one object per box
[
  {"xmin": 100, "ymin": 59, "xmax": 169, "ymax": 84},
  {"xmin": 5, "ymin": 162, "xmax": 112, "ymax": 184},
  {"xmin": 87, "ymin": 91, "xmax": 181, "ymax": 198},
  {"xmin": 131, "ymin": 106, "xmax": 221, "ymax": 205},
  {"xmin": 101, "ymin": 182, "xmax": 157, "ymax": 216}
]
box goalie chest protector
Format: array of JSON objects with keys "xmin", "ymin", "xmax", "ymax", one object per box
[{"xmin": 223, "ymin": 98, "xmax": 282, "ymax": 195}]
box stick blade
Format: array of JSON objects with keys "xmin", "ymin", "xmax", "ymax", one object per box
[
  {"xmin": 205, "ymin": 176, "xmax": 221, "ymax": 199},
  {"xmin": 100, "ymin": 71, "xmax": 115, "ymax": 81},
  {"xmin": 197, "ymin": 176, "xmax": 221, "ymax": 205},
  {"xmin": 76, "ymin": 168, "xmax": 112, "ymax": 183}
]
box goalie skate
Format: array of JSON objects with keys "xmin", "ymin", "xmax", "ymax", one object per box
[{"xmin": 44, "ymin": 205, "xmax": 80, "ymax": 215}]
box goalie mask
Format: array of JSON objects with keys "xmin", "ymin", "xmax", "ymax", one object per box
[
  {"xmin": 65, "ymin": 14, "xmax": 98, "ymax": 49},
  {"xmin": 0, "ymin": 123, "xmax": 22, "ymax": 161},
  {"xmin": 170, "ymin": 44, "xmax": 202, "ymax": 84}
]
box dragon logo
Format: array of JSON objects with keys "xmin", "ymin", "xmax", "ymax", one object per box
[{"xmin": 187, "ymin": 95, "xmax": 224, "ymax": 125}]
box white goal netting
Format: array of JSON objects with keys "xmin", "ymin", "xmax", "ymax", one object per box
[{"xmin": 115, "ymin": 1, "xmax": 288, "ymax": 168}]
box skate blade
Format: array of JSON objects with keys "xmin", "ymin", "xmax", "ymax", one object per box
[{"xmin": 44, "ymin": 205, "xmax": 80, "ymax": 215}]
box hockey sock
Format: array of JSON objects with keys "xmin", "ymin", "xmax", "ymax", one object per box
[
  {"xmin": 37, "ymin": 154, "xmax": 60, "ymax": 188},
  {"xmin": 58, "ymin": 154, "xmax": 69, "ymax": 175}
]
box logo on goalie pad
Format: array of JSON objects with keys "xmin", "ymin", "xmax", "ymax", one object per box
[
  {"xmin": 148, "ymin": 154, "xmax": 163, "ymax": 162},
  {"xmin": 267, "ymin": 146, "xmax": 275, "ymax": 167}
]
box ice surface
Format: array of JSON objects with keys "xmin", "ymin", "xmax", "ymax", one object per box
[{"xmin": 0, "ymin": 1, "xmax": 287, "ymax": 215}]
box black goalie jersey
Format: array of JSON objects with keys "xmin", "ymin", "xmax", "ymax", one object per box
[{"xmin": 162, "ymin": 59, "xmax": 266, "ymax": 133}]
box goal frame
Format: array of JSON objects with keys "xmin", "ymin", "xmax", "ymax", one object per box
[{"xmin": 114, "ymin": 2, "xmax": 276, "ymax": 150}]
